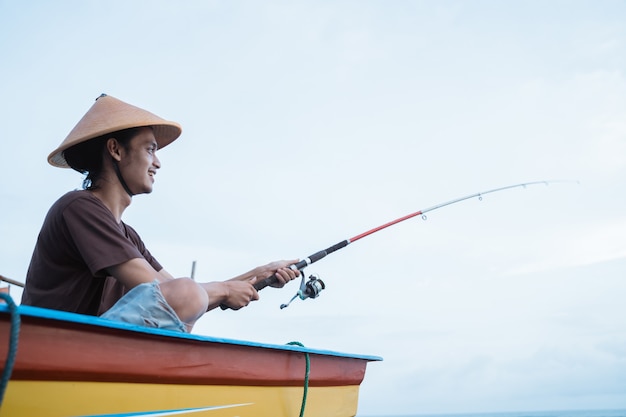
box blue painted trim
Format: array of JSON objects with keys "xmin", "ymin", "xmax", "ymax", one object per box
[{"xmin": 0, "ymin": 304, "xmax": 382, "ymax": 362}]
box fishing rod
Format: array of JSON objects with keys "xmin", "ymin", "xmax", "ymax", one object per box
[
  {"xmin": 253, "ymin": 180, "xmax": 576, "ymax": 309},
  {"xmin": 0, "ymin": 275, "xmax": 24, "ymax": 288}
]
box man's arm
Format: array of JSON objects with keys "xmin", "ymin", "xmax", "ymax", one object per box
[
  {"xmin": 106, "ymin": 258, "xmax": 300, "ymax": 312},
  {"xmin": 226, "ymin": 259, "xmax": 301, "ymax": 288},
  {"xmin": 105, "ymin": 258, "xmax": 259, "ymax": 311},
  {"xmin": 158, "ymin": 268, "xmax": 175, "ymax": 281},
  {"xmin": 106, "ymin": 258, "xmax": 164, "ymax": 289}
]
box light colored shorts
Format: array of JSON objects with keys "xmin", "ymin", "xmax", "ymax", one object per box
[{"xmin": 100, "ymin": 280, "xmax": 188, "ymax": 333}]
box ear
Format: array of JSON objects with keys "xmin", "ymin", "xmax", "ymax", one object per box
[{"xmin": 106, "ymin": 138, "xmax": 124, "ymax": 162}]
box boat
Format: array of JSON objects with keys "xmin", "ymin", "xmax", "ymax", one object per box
[{"xmin": 0, "ymin": 292, "xmax": 381, "ymax": 417}]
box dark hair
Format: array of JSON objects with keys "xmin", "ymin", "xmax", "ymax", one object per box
[{"xmin": 63, "ymin": 127, "xmax": 142, "ymax": 190}]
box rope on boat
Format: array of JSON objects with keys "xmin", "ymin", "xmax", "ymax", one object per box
[
  {"xmin": 0, "ymin": 293, "xmax": 20, "ymax": 406},
  {"xmin": 287, "ymin": 341, "xmax": 309, "ymax": 417}
]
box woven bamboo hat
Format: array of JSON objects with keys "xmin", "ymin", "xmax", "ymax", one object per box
[{"xmin": 48, "ymin": 94, "xmax": 182, "ymax": 168}]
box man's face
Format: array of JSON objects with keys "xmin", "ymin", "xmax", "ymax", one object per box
[{"xmin": 118, "ymin": 127, "xmax": 160, "ymax": 195}]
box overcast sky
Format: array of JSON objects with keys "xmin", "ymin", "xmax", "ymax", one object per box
[{"xmin": 1, "ymin": 1, "xmax": 625, "ymax": 415}]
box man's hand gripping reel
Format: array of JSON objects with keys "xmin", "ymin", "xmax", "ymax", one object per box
[{"xmin": 251, "ymin": 248, "xmax": 338, "ymax": 309}]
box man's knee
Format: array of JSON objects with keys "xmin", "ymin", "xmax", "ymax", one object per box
[{"xmin": 159, "ymin": 278, "xmax": 208, "ymax": 321}]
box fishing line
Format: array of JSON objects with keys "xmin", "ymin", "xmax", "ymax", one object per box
[{"xmin": 251, "ymin": 180, "xmax": 577, "ymax": 309}]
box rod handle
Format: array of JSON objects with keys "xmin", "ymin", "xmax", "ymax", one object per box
[{"xmin": 253, "ymin": 258, "xmax": 311, "ymax": 290}]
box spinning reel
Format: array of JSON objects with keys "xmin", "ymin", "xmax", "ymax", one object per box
[{"xmin": 280, "ymin": 273, "xmax": 325, "ymax": 309}]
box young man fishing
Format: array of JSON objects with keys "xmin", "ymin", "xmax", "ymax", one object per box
[{"xmin": 21, "ymin": 94, "xmax": 299, "ymax": 332}]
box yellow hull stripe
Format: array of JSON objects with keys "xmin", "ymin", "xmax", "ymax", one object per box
[{"xmin": 1, "ymin": 380, "xmax": 361, "ymax": 417}]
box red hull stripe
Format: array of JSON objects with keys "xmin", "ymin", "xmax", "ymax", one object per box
[{"xmin": 0, "ymin": 305, "xmax": 380, "ymax": 387}]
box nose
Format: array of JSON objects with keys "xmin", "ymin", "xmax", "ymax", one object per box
[{"xmin": 153, "ymin": 152, "xmax": 161, "ymax": 169}]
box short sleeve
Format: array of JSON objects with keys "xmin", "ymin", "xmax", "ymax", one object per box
[
  {"xmin": 122, "ymin": 223, "xmax": 163, "ymax": 272},
  {"xmin": 63, "ymin": 196, "xmax": 144, "ymax": 276}
]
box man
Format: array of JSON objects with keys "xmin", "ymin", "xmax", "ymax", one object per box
[{"xmin": 21, "ymin": 94, "xmax": 299, "ymax": 332}]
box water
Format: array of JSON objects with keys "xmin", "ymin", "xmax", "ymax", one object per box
[{"xmin": 362, "ymin": 409, "xmax": 626, "ymax": 417}]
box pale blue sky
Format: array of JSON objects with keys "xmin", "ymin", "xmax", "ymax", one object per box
[{"xmin": 1, "ymin": 1, "xmax": 625, "ymax": 415}]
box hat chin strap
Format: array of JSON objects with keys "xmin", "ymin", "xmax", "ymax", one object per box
[{"xmin": 112, "ymin": 158, "xmax": 135, "ymax": 197}]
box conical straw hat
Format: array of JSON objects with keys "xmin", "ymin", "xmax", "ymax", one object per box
[{"xmin": 48, "ymin": 94, "xmax": 182, "ymax": 168}]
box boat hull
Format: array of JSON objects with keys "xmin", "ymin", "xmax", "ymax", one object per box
[
  {"xmin": 0, "ymin": 304, "xmax": 380, "ymax": 417},
  {"xmin": 4, "ymin": 381, "xmax": 361, "ymax": 417}
]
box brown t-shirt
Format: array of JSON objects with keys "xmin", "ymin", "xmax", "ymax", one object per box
[{"xmin": 21, "ymin": 190, "xmax": 162, "ymax": 316}]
